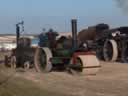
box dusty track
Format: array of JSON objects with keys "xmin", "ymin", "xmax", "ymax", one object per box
[{"xmin": 14, "ymin": 61, "xmax": 128, "ymax": 96}]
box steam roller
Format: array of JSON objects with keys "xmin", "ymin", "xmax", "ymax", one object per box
[
  {"xmin": 34, "ymin": 47, "xmax": 100, "ymax": 75},
  {"xmin": 34, "ymin": 19, "xmax": 100, "ymax": 75}
]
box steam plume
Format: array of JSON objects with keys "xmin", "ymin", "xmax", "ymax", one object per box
[{"xmin": 115, "ymin": 0, "xmax": 128, "ymax": 12}]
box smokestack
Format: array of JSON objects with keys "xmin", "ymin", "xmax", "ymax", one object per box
[
  {"xmin": 115, "ymin": 0, "xmax": 128, "ymax": 13},
  {"xmin": 71, "ymin": 18, "xmax": 77, "ymax": 50},
  {"xmin": 16, "ymin": 24, "xmax": 20, "ymax": 45},
  {"xmin": 16, "ymin": 21, "xmax": 24, "ymax": 46}
]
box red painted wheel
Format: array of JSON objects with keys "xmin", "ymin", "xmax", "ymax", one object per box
[{"xmin": 69, "ymin": 53, "xmax": 100, "ymax": 75}]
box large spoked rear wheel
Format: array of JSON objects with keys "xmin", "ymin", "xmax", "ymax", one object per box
[
  {"xmin": 34, "ymin": 47, "xmax": 53, "ymax": 73},
  {"xmin": 103, "ymin": 39, "xmax": 118, "ymax": 62}
]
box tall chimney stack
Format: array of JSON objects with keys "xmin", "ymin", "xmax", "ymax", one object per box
[{"xmin": 71, "ymin": 18, "xmax": 77, "ymax": 50}]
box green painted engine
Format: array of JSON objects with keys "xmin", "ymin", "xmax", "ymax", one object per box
[
  {"xmin": 34, "ymin": 19, "xmax": 100, "ymax": 74},
  {"xmin": 38, "ymin": 30, "xmax": 73, "ymax": 68}
]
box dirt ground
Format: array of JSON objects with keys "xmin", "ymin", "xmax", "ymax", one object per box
[
  {"xmin": 1, "ymin": 51, "xmax": 128, "ymax": 96},
  {"xmin": 12, "ymin": 61, "xmax": 128, "ymax": 96}
]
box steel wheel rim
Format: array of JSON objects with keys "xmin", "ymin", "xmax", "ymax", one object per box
[{"xmin": 103, "ymin": 41, "xmax": 114, "ymax": 61}]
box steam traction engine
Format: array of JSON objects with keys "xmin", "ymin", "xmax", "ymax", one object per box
[
  {"xmin": 34, "ymin": 19, "xmax": 100, "ymax": 74},
  {"xmin": 5, "ymin": 19, "xmax": 100, "ymax": 75},
  {"xmin": 96, "ymin": 27, "xmax": 128, "ymax": 62},
  {"xmin": 77, "ymin": 24, "xmax": 128, "ymax": 62},
  {"xmin": 5, "ymin": 21, "xmax": 36, "ymax": 70}
]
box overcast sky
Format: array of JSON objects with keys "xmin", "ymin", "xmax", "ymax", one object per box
[{"xmin": 0, "ymin": 0, "xmax": 128, "ymax": 34}]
